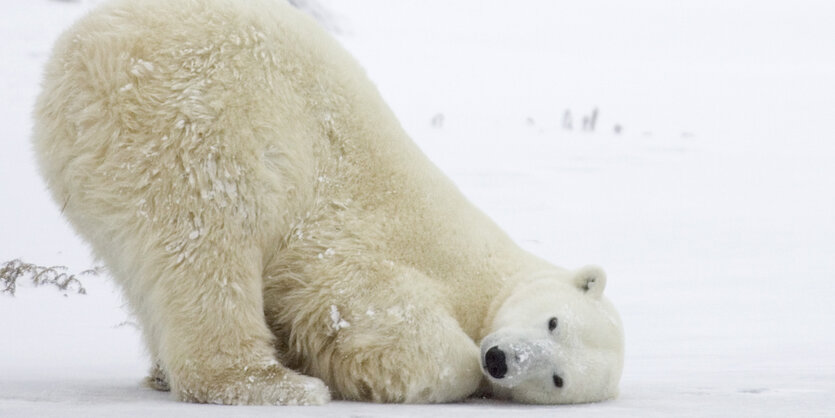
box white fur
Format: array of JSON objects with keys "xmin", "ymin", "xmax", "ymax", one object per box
[
  {"xmin": 481, "ymin": 267, "xmax": 624, "ymax": 403},
  {"xmin": 33, "ymin": 0, "xmax": 623, "ymax": 405}
]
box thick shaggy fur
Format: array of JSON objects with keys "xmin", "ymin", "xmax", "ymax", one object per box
[{"xmin": 33, "ymin": 0, "xmax": 623, "ymax": 405}]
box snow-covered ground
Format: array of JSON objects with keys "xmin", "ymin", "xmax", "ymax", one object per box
[{"xmin": 2, "ymin": 0, "xmax": 834, "ymax": 416}]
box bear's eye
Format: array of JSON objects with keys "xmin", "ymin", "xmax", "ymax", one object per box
[
  {"xmin": 548, "ymin": 317, "xmax": 558, "ymax": 331},
  {"xmin": 553, "ymin": 374, "xmax": 564, "ymax": 388}
]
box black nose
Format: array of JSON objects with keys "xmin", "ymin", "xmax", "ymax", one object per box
[{"xmin": 484, "ymin": 346, "xmax": 508, "ymax": 379}]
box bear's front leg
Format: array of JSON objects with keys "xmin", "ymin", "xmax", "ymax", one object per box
[
  {"xmin": 272, "ymin": 267, "xmax": 483, "ymax": 403},
  {"xmin": 140, "ymin": 240, "xmax": 330, "ymax": 405},
  {"xmin": 331, "ymin": 302, "xmax": 483, "ymax": 403}
]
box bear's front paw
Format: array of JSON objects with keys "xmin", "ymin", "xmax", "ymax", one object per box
[{"xmin": 173, "ymin": 364, "xmax": 331, "ymax": 405}]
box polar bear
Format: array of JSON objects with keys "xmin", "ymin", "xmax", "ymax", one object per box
[{"xmin": 33, "ymin": 0, "xmax": 624, "ymax": 405}]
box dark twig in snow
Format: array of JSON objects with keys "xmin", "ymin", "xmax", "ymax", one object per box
[{"xmin": 0, "ymin": 259, "xmax": 99, "ymax": 297}]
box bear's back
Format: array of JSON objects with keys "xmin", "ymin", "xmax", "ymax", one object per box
[{"xmin": 34, "ymin": 0, "xmax": 540, "ymax": 340}]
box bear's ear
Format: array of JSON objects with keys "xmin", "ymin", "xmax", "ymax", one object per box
[{"xmin": 573, "ymin": 265, "xmax": 607, "ymax": 298}]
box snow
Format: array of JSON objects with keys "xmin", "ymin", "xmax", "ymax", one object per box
[
  {"xmin": 329, "ymin": 304, "xmax": 351, "ymax": 332},
  {"xmin": 2, "ymin": 0, "xmax": 834, "ymax": 416}
]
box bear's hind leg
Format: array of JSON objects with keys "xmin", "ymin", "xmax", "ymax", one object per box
[
  {"xmin": 137, "ymin": 238, "xmax": 330, "ymax": 405},
  {"xmin": 145, "ymin": 362, "xmax": 169, "ymax": 392},
  {"xmin": 31, "ymin": 0, "xmax": 329, "ymax": 403}
]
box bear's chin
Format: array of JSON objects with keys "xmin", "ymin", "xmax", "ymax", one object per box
[{"xmin": 498, "ymin": 380, "xmax": 617, "ymax": 405}]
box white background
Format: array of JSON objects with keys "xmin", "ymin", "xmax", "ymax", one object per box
[{"xmin": 1, "ymin": 0, "xmax": 834, "ymax": 416}]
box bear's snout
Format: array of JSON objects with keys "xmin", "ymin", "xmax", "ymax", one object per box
[{"xmin": 484, "ymin": 346, "xmax": 508, "ymax": 379}]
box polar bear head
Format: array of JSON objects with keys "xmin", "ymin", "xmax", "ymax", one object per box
[{"xmin": 480, "ymin": 265, "xmax": 624, "ymax": 404}]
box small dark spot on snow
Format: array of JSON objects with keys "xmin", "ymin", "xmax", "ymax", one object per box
[
  {"xmin": 430, "ymin": 113, "xmax": 445, "ymax": 128},
  {"xmin": 739, "ymin": 388, "xmax": 768, "ymax": 394}
]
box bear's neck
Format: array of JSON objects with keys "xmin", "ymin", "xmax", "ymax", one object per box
[
  {"xmin": 308, "ymin": 70, "xmax": 558, "ymax": 341},
  {"xmin": 337, "ymin": 126, "xmax": 556, "ymax": 340}
]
